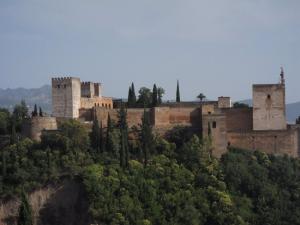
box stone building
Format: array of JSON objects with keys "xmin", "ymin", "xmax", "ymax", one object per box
[{"xmin": 26, "ymin": 69, "xmax": 300, "ymax": 158}]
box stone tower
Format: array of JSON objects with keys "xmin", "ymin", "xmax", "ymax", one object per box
[
  {"xmin": 252, "ymin": 69, "xmax": 286, "ymax": 130},
  {"xmin": 52, "ymin": 77, "xmax": 81, "ymax": 118}
]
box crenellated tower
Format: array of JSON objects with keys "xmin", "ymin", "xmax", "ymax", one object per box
[{"xmin": 52, "ymin": 77, "xmax": 81, "ymax": 118}]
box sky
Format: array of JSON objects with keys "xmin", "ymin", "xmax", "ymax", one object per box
[{"xmin": 0, "ymin": 0, "xmax": 299, "ymax": 103}]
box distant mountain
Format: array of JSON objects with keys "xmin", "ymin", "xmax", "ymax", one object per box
[
  {"xmin": 0, "ymin": 85, "xmax": 51, "ymax": 114},
  {"xmin": 236, "ymin": 99, "xmax": 300, "ymax": 123}
]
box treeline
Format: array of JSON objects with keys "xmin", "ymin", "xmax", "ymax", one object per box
[
  {"xmin": 127, "ymin": 83, "xmax": 165, "ymax": 108},
  {"xmin": 1, "ymin": 102, "xmax": 300, "ymax": 224}
]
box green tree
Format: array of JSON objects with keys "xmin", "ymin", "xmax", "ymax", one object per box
[
  {"xmin": 140, "ymin": 109, "xmax": 154, "ymax": 167},
  {"xmin": 32, "ymin": 104, "xmax": 38, "ymax": 117},
  {"xmin": 39, "ymin": 107, "xmax": 43, "ymax": 117},
  {"xmin": 90, "ymin": 118, "xmax": 101, "ymax": 153},
  {"xmin": 118, "ymin": 103, "xmax": 129, "ymax": 168},
  {"xmin": 176, "ymin": 80, "xmax": 180, "ymax": 102},
  {"xmin": 0, "ymin": 109, "xmax": 10, "ymax": 135},
  {"xmin": 10, "ymin": 121, "xmax": 17, "ymax": 145},
  {"xmin": 128, "ymin": 82, "xmax": 137, "ymax": 108},
  {"xmin": 106, "ymin": 114, "xmax": 113, "ymax": 153},
  {"xmin": 152, "ymin": 84, "xmax": 158, "ymax": 107},
  {"xmin": 157, "ymin": 87, "xmax": 165, "ymax": 105},
  {"xmin": 17, "ymin": 191, "xmax": 33, "ymax": 225},
  {"xmin": 137, "ymin": 87, "xmax": 152, "ymax": 107},
  {"xmin": 13, "ymin": 100, "xmax": 28, "ymax": 132}
]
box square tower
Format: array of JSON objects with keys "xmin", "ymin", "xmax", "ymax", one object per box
[
  {"xmin": 253, "ymin": 83, "xmax": 286, "ymax": 130},
  {"xmin": 52, "ymin": 77, "xmax": 81, "ymax": 118}
]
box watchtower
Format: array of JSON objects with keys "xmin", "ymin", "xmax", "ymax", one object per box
[
  {"xmin": 252, "ymin": 69, "xmax": 286, "ymax": 130},
  {"xmin": 52, "ymin": 77, "xmax": 81, "ymax": 118}
]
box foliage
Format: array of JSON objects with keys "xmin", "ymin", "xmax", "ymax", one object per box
[
  {"xmin": 197, "ymin": 93, "xmax": 206, "ymax": 102},
  {"xmin": 17, "ymin": 190, "xmax": 33, "ymax": 225},
  {"xmin": 176, "ymin": 80, "xmax": 180, "ymax": 103},
  {"xmin": 233, "ymin": 102, "xmax": 249, "ymax": 108}
]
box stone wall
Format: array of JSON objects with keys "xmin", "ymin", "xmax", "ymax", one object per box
[
  {"xmin": 227, "ymin": 127, "xmax": 299, "ymax": 157},
  {"xmin": 80, "ymin": 97, "xmax": 113, "ymax": 109},
  {"xmin": 224, "ymin": 108, "xmax": 253, "ymax": 132},
  {"xmin": 218, "ymin": 97, "xmax": 231, "ymax": 109},
  {"xmin": 23, "ymin": 117, "xmax": 57, "ymax": 141},
  {"xmin": 52, "ymin": 77, "xmax": 81, "ymax": 118},
  {"xmin": 169, "ymin": 107, "xmax": 201, "ymax": 126},
  {"xmin": 253, "ymin": 84, "xmax": 286, "ymax": 130},
  {"xmin": 202, "ymin": 114, "xmax": 228, "ymax": 158}
]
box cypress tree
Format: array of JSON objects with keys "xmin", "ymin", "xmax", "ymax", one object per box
[
  {"xmin": 176, "ymin": 80, "xmax": 180, "ymax": 102},
  {"xmin": 118, "ymin": 103, "xmax": 129, "ymax": 169},
  {"xmin": 106, "ymin": 114, "xmax": 113, "ymax": 153},
  {"xmin": 131, "ymin": 82, "xmax": 136, "ymax": 104},
  {"xmin": 128, "ymin": 86, "xmax": 132, "ymax": 107},
  {"xmin": 128, "ymin": 82, "xmax": 137, "ymax": 108},
  {"xmin": 152, "ymin": 84, "xmax": 158, "ymax": 107},
  {"xmin": 91, "ymin": 118, "xmax": 100, "ymax": 152},
  {"xmin": 100, "ymin": 122, "xmax": 104, "ymax": 152},
  {"xmin": 17, "ymin": 191, "xmax": 33, "ymax": 225},
  {"xmin": 39, "ymin": 107, "xmax": 43, "ymax": 117},
  {"xmin": 157, "ymin": 87, "xmax": 165, "ymax": 105},
  {"xmin": 32, "ymin": 104, "xmax": 38, "ymax": 117},
  {"xmin": 140, "ymin": 109, "xmax": 153, "ymax": 167}
]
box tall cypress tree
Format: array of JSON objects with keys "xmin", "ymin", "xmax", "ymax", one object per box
[
  {"xmin": 152, "ymin": 84, "xmax": 158, "ymax": 107},
  {"xmin": 106, "ymin": 114, "xmax": 113, "ymax": 154},
  {"xmin": 91, "ymin": 118, "xmax": 101, "ymax": 153},
  {"xmin": 140, "ymin": 109, "xmax": 153, "ymax": 167},
  {"xmin": 39, "ymin": 107, "xmax": 43, "ymax": 117},
  {"xmin": 32, "ymin": 104, "xmax": 38, "ymax": 117},
  {"xmin": 127, "ymin": 86, "xmax": 133, "ymax": 107},
  {"xmin": 118, "ymin": 103, "xmax": 129, "ymax": 169},
  {"xmin": 128, "ymin": 82, "xmax": 137, "ymax": 108},
  {"xmin": 176, "ymin": 80, "xmax": 180, "ymax": 102},
  {"xmin": 131, "ymin": 82, "xmax": 136, "ymax": 104},
  {"xmin": 17, "ymin": 191, "xmax": 33, "ymax": 225}
]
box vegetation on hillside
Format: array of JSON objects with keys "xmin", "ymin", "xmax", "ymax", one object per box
[{"xmin": 0, "ymin": 102, "xmax": 300, "ymax": 224}]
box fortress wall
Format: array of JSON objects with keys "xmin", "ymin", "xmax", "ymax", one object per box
[
  {"xmin": 153, "ymin": 107, "xmax": 170, "ymax": 127},
  {"xmin": 227, "ymin": 128, "xmax": 299, "ymax": 157},
  {"xmin": 23, "ymin": 117, "xmax": 58, "ymax": 141},
  {"xmin": 224, "ymin": 108, "xmax": 253, "ymax": 131},
  {"xmin": 80, "ymin": 97, "xmax": 113, "ymax": 109},
  {"xmin": 169, "ymin": 107, "xmax": 201, "ymax": 126},
  {"xmin": 202, "ymin": 114, "xmax": 228, "ymax": 158}
]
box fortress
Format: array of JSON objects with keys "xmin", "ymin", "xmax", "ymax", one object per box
[{"xmin": 24, "ymin": 70, "xmax": 300, "ymax": 158}]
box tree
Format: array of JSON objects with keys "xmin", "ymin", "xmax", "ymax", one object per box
[
  {"xmin": 90, "ymin": 118, "xmax": 101, "ymax": 153},
  {"xmin": 0, "ymin": 108, "xmax": 10, "ymax": 135},
  {"xmin": 197, "ymin": 93, "xmax": 206, "ymax": 102},
  {"xmin": 32, "ymin": 104, "xmax": 38, "ymax": 117},
  {"xmin": 13, "ymin": 100, "xmax": 28, "ymax": 132},
  {"xmin": 157, "ymin": 87, "xmax": 165, "ymax": 105},
  {"xmin": 233, "ymin": 102, "xmax": 249, "ymax": 108},
  {"xmin": 152, "ymin": 84, "xmax": 158, "ymax": 107},
  {"xmin": 128, "ymin": 82, "xmax": 137, "ymax": 108},
  {"xmin": 140, "ymin": 109, "xmax": 154, "ymax": 167},
  {"xmin": 39, "ymin": 107, "xmax": 43, "ymax": 117},
  {"xmin": 106, "ymin": 114, "xmax": 115, "ymax": 154},
  {"xmin": 17, "ymin": 191, "xmax": 33, "ymax": 225},
  {"xmin": 137, "ymin": 87, "xmax": 152, "ymax": 108},
  {"xmin": 176, "ymin": 80, "xmax": 180, "ymax": 102},
  {"xmin": 118, "ymin": 103, "xmax": 129, "ymax": 168}
]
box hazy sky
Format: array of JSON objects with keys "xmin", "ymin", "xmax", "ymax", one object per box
[{"xmin": 0, "ymin": 0, "xmax": 299, "ymax": 102}]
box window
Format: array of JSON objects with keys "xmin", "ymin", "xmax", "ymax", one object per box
[
  {"xmin": 212, "ymin": 121, "xmax": 217, "ymax": 128},
  {"xmin": 57, "ymin": 85, "xmax": 60, "ymax": 89},
  {"xmin": 64, "ymin": 84, "xmax": 67, "ymax": 88},
  {"xmin": 267, "ymin": 94, "xmax": 271, "ymax": 99}
]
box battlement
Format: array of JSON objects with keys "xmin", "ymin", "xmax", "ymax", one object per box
[{"xmin": 52, "ymin": 77, "xmax": 80, "ymax": 82}]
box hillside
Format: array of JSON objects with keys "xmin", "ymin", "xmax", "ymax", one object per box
[{"xmin": 0, "ymin": 85, "xmax": 51, "ymax": 114}]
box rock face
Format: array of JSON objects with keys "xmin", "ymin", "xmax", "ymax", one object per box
[{"xmin": 0, "ymin": 179, "xmax": 90, "ymax": 225}]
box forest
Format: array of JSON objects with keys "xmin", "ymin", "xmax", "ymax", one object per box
[{"xmin": 0, "ymin": 101, "xmax": 300, "ymax": 225}]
